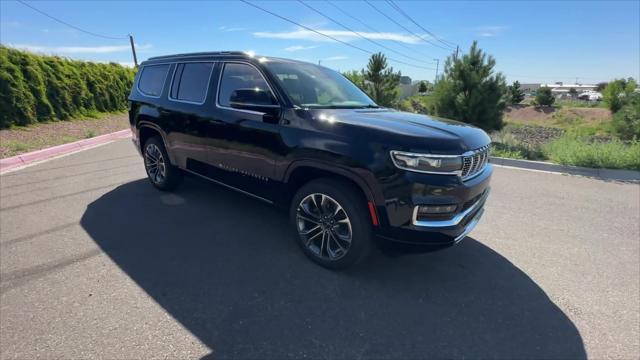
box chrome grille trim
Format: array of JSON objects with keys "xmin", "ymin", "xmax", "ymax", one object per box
[{"xmin": 461, "ymin": 145, "xmax": 490, "ymax": 180}]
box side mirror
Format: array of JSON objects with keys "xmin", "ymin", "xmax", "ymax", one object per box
[{"xmin": 229, "ymin": 88, "xmax": 279, "ymax": 113}]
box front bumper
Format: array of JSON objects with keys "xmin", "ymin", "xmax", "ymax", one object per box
[{"xmin": 374, "ymin": 164, "xmax": 492, "ymax": 246}]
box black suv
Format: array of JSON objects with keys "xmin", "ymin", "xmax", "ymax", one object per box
[{"xmin": 128, "ymin": 51, "xmax": 492, "ymax": 269}]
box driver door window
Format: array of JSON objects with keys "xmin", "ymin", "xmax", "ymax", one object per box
[{"xmin": 218, "ymin": 63, "xmax": 278, "ymax": 108}]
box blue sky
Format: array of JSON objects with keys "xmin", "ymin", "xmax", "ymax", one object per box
[{"xmin": 1, "ymin": 0, "xmax": 638, "ymax": 84}]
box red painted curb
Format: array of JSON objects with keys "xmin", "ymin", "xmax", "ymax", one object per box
[{"xmin": 0, "ymin": 129, "xmax": 131, "ymax": 173}]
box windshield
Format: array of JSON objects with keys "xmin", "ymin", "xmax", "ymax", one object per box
[{"xmin": 264, "ymin": 61, "xmax": 378, "ymax": 109}]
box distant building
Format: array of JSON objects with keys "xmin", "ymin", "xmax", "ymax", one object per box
[
  {"xmin": 399, "ymin": 76, "xmax": 412, "ymax": 85},
  {"xmin": 398, "ymin": 77, "xmax": 431, "ymax": 99},
  {"xmin": 520, "ymin": 82, "xmax": 599, "ymax": 98},
  {"xmin": 520, "ymin": 83, "xmax": 541, "ymax": 94}
]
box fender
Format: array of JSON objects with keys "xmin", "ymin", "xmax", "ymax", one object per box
[
  {"xmin": 282, "ymin": 159, "xmax": 385, "ymax": 206},
  {"xmin": 137, "ymin": 120, "xmax": 177, "ymax": 165}
]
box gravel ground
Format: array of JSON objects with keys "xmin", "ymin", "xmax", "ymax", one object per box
[
  {"xmin": 0, "ymin": 113, "xmax": 128, "ymax": 158},
  {"xmin": 0, "ymin": 139, "xmax": 638, "ymax": 359}
]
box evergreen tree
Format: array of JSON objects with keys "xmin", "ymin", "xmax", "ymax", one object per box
[
  {"xmin": 362, "ymin": 53, "xmax": 401, "ymax": 107},
  {"xmin": 508, "ymin": 81, "xmax": 525, "ymax": 104},
  {"xmin": 430, "ymin": 41, "xmax": 507, "ymax": 130},
  {"xmin": 418, "ymin": 81, "xmax": 428, "ymax": 93}
]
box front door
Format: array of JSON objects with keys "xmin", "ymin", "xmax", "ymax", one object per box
[{"xmin": 195, "ymin": 62, "xmax": 284, "ymax": 201}]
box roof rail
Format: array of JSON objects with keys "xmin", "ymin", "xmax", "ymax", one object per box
[{"xmin": 146, "ymin": 51, "xmax": 248, "ymax": 61}]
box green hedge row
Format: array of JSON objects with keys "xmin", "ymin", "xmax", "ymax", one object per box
[{"xmin": 0, "ymin": 46, "xmax": 136, "ymax": 129}]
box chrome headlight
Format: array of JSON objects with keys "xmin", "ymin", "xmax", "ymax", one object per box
[{"xmin": 390, "ymin": 151, "xmax": 462, "ymax": 175}]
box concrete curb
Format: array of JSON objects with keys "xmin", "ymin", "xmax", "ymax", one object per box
[
  {"xmin": 490, "ymin": 156, "xmax": 640, "ymax": 182},
  {"xmin": 0, "ymin": 129, "xmax": 131, "ymax": 174}
]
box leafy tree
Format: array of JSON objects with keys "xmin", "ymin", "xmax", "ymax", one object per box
[
  {"xmin": 362, "ymin": 52, "xmax": 401, "ymax": 107},
  {"xmin": 568, "ymin": 87, "xmax": 578, "ymax": 97},
  {"xmin": 535, "ymin": 87, "xmax": 555, "ymax": 106},
  {"xmin": 603, "ymin": 78, "xmax": 637, "ymax": 113},
  {"xmin": 418, "ymin": 81, "xmax": 428, "ymax": 93},
  {"xmin": 612, "ymin": 92, "xmax": 640, "ymax": 140},
  {"xmin": 508, "ymin": 81, "xmax": 525, "ymax": 104},
  {"xmin": 430, "ymin": 41, "xmax": 507, "ymax": 130}
]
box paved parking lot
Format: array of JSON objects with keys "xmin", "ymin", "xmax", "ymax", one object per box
[{"xmin": 1, "ymin": 139, "xmax": 638, "ymax": 359}]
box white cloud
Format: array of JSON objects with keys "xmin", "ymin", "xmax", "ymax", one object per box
[
  {"xmin": 473, "ymin": 26, "xmax": 507, "ymax": 37},
  {"xmin": 254, "ymin": 29, "xmax": 423, "ymax": 44},
  {"xmin": 284, "ymin": 45, "xmax": 318, "ymax": 52},
  {"xmin": 324, "ymin": 56, "xmax": 347, "ymax": 61},
  {"xmin": 9, "ymin": 43, "xmax": 152, "ymax": 54},
  {"xmin": 218, "ymin": 26, "xmax": 246, "ymax": 32}
]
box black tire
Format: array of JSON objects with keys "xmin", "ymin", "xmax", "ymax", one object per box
[
  {"xmin": 290, "ymin": 178, "xmax": 372, "ymax": 269},
  {"xmin": 143, "ymin": 136, "xmax": 182, "ymax": 191}
]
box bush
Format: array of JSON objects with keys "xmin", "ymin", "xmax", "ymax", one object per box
[
  {"xmin": 0, "ymin": 46, "xmax": 136, "ymax": 128},
  {"xmin": 543, "ymin": 135, "xmax": 640, "ymax": 170},
  {"xmin": 603, "ymin": 78, "xmax": 637, "ymax": 113},
  {"xmin": 535, "ymin": 87, "xmax": 555, "ymax": 106},
  {"xmin": 612, "ymin": 93, "xmax": 640, "ymax": 140}
]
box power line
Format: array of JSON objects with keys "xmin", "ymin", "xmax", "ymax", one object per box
[
  {"xmin": 385, "ymin": 0, "xmax": 457, "ymax": 48},
  {"xmin": 239, "ymin": 0, "xmax": 436, "ymax": 71},
  {"xmin": 16, "ymin": 0, "xmax": 128, "ymax": 40},
  {"xmin": 297, "ymin": 0, "xmax": 429, "ymax": 66},
  {"xmin": 325, "ymin": 0, "xmax": 434, "ymax": 60},
  {"xmin": 364, "ymin": 0, "xmax": 453, "ymax": 52}
]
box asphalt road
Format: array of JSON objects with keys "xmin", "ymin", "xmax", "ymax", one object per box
[{"xmin": 0, "ymin": 139, "xmax": 638, "ymax": 359}]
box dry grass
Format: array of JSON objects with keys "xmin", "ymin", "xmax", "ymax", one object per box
[{"xmin": 0, "ymin": 112, "xmax": 128, "ymax": 158}]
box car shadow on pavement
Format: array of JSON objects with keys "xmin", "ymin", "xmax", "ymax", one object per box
[{"xmin": 80, "ymin": 177, "xmax": 586, "ymax": 359}]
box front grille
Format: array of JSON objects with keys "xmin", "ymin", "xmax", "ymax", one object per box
[{"xmin": 461, "ymin": 145, "xmax": 490, "ymax": 180}]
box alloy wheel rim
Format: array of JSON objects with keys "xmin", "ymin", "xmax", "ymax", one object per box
[
  {"xmin": 296, "ymin": 193, "xmax": 352, "ymax": 261},
  {"xmin": 144, "ymin": 144, "xmax": 166, "ymax": 184}
]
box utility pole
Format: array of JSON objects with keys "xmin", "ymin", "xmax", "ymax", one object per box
[
  {"xmin": 454, "ymin": 45, "xmax": 459, "ymax": 61},
  {"xmin": 129, "ymin": 34, "xmax": 138, "ymax": 67},
  {"xmin": 318, "ymin": 60, "xmax": 321, "ymax": 66},
  {"xmin": 433, "ymin": 58, "xmax": 440, "ymax": 84}
]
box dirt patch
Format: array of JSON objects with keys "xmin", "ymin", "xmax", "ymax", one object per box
[
  {"xmin": 565, "ymin": 107, "xmax": 611, "ymax": 122},
  {"xmin": 504, "ymin": 105, "xmax": 611, "ymax": 126},
  {"xmin": 0, "ymin": 113, "xmax": 128, "ymax": 158}
]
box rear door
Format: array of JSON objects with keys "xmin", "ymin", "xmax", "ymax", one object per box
[{"xmin": 162, "ymin": 61, "xmax": 216, "ymax": 167}]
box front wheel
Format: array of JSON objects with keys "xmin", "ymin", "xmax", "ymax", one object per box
[{"xmin": 290, "ymin": 179, "xmax": 372, "ymax": 269}]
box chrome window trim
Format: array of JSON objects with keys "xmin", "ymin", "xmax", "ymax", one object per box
[
  {"xmin": 215, "ymin": 61, "xmax": 280, "ymax": 116},
  {"xmin": 168, "ymin": 61, "xmax": 216, "ymax": 105},
  {"xmin": 136, "ymin": 64, "xmax": 171, "ymax": 98},
  {"xmin": 411, "ymin": 188, "xmax": 490, "ymax": 228}
]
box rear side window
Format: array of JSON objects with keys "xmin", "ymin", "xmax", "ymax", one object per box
[
  {"xmin": 170, "ymin": 62, "xmax": 214, "ymax": 103},
  {"xmin": 138, "ymin": 64, "xmax": 169, "ymax": 97}
]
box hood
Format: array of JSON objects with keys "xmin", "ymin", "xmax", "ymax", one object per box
[{"xmin": 309, "ymin": 108, "xmax": 491, "ymax": 154}]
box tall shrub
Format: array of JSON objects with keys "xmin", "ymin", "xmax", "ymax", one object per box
[
  {"xmin": 612, "ymin": 92, "xmax": 640, "ymax": 140},
  {"xmin": 603, "ymin": 78, "xmax": 637, "ymax": 113},
  {"xmin": 535, "ymin": 87, "xmax": 555, "ymax": 106},
  {"xmin": 0, "ymin": 46, "xmax": 136, "ymax": 128}
]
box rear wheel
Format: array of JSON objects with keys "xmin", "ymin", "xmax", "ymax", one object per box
[
  {"xmin": 143, "ymin": 136, "xmax": 182, "ymax": 191},
  {"xmin": 290, "ymin": 179, "xmax": 372, "ymax": 269}
]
